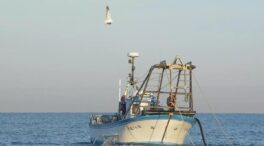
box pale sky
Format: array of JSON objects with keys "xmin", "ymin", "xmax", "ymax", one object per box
[{"xmin": 0, "ymin": 0, "xmax": 263, "ymax": 113}]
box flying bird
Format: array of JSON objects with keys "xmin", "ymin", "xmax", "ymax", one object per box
[{"xmin": 105, "ymin": 5, "xmax": 113, "ymax": 25}]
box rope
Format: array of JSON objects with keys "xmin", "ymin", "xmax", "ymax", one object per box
[
  {"xmin": 195, "ymin": 117, "xmax": 207, "ymax": 146},
  {"xmin": 193, "ymin": 73, "xmax": 235, "ymax": 146}
]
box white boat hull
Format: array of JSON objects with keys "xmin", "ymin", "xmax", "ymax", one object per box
[{"xmin": 89, "ymin": 114, "xmax": 195, "ymax": 145}]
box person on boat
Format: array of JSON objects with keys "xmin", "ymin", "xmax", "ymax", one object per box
[
  {"xmin": 167, "ymin": 94, "xmax": 176, "ymax": 111},
  {"xmin": 150, "ymin": 95, "xmax": 158, "ymax": 106},
  {"xmin": 119, "ymin": 95, "xmax": 126, "ymax": 115}
]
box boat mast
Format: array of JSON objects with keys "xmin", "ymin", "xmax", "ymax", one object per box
[
  {"xmin": 118, "ymin": 79, "xmax": 122, "ymax": 102},
  {"xmin": 128, "ymin": 52, "xmax": 139, "ymax": 87},
  {"xmin": 124, "ymin": 52, "xmax": 139, "ymax": 98}
]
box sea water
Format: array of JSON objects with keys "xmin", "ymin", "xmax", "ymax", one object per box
[{"xmin": 0, "ymin": 113, "xmax": 263, "ymax": 146}]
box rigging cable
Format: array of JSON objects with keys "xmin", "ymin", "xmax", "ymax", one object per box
[
  {"xmin": 148, "ymin": 116, "xmax": 160, "ymax": 143},
  {"xmin": 193, "ymin": 73, "xmax": 235, "ymax": 146},
  {"xmin": 161, "ymin": 113, "xmax": 172, "ymax": 143}
]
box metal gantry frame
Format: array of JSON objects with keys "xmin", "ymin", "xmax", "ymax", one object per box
[{"xmin": 125, "ymin": 56, "xmax": 196, "ymax": 116}]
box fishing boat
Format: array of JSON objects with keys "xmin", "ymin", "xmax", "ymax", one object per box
[{"xmin": 89, "ymin": 52, "xmax": 199, "ymax": 145}]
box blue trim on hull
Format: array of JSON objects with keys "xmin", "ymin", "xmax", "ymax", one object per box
[
  {"xmin": 91, "ymin": 140, "xmax": 185, "ymax": 146},
  {"xmin": 91, "ymin": 140, "xmax": 190, "ymax": 146},
  {"xmin": 89, "ymin": 114, "xmax": 195, "ymax": 129},
  {"xmin": 114, "ymin": 141, "xmax": 188, "ymax": 146}
]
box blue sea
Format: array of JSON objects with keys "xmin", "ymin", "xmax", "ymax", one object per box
[{"xmin": 0, "ymin": 113, "xmax": 263, "ymax": 146}]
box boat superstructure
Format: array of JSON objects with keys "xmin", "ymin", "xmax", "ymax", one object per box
[{"xmin": 89, "ymin": 53, "xmax": 197, "ymax": 145}]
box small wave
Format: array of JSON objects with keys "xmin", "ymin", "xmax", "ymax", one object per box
[
  {"xmin": 11, "ymin": 142, "xmax": 60, "ymax": 145},
  {"xmin": 70, "ymin": 142, "xmax": 94, "ymax": 146}
]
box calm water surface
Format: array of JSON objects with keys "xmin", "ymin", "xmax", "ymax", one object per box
[{"xmin": 0, "ymin": 113, "xmax": 263, "ymax": 146}]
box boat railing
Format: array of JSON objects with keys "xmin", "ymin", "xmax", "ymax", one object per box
[
  {"xmin": 141, "ymin": 106, "xmax": 196, "ymax": 116},
  {"xmin": 143, "ymin": 106, "xmax": 171, "ymax": 112}
]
